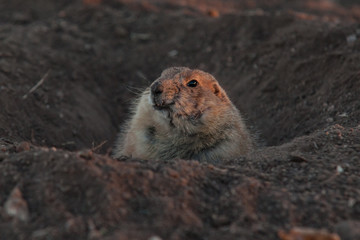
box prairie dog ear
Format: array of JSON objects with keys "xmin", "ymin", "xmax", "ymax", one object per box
[{"xmin": 212, "ymin": 83, "xmax": 226, "ymax": 101}]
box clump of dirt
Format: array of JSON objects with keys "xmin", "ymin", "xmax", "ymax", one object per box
[{"xmin": 0, "ymin": 0, "xmax": 359, "ymax": 239}]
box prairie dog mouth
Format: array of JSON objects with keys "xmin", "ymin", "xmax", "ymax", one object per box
[
  {"xmin": 148, "ymin": 91, "xmax": 175, "ymax": 111},
  {"xmin": 153, "ymin": 104, "xmax": 173, "ymax": 111}
]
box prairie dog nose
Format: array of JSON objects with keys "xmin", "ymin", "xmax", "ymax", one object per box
[{"xmin": 151, "ymin": 81, "xmax": 163, "ymax": 96}]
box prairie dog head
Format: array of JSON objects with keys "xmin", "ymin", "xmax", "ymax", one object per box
[{"xmin": 149, "ymin": 67, "xmax": 230, "ymax": 124}]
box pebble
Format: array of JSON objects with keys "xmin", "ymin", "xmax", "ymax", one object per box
[
  {"xmin": 346, "ymin": 34, "xmax": 357, "ymax": 44},
  {"xmin": 336, "ymin": 165, "xmax": 344, "ymax": 174},
  {"xmin": 4, "ymin": 187, "xmax": 30, "ymax": 222},
  {"xmin": 339, "ymin": 112, "xmax": 348, "ymax": 117},
  {"xmin": 148, "ymin": 236, "xmax": 162, "ymax": 240},
  {"xmin": 16, "ymin": 141, "xmax": 31, "ymax": 152},
  {"xmin": 327, "ymin": 105, "xmax": 335, "ymax": 112},
  {"xmin": 168, "ymin": 50, "xmax": 178, "ymax": 57},
  {"xmin": 326, "ymin": 117, "xmax": 334, "ymax": 123},
  {"xmin": 207, "ymin": 9, "xmax": 220, "ymax": 18}
]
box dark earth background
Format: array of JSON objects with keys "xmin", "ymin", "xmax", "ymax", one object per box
[{"xmin": 0, "ymin": 0, "xmax": 360, "ymax": 239}]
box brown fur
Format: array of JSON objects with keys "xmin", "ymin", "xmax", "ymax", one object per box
[{"xmin": 113, "ymin": 67, "xmax": 253, "ymax": 161}]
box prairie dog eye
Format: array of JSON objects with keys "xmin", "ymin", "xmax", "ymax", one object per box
[{"xmin": 187, "ymin": 79, "xmax": 198, "ymax": 87}]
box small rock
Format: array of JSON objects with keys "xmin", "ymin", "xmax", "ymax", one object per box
[
  {"xmin": 348, "ymin": 198, "xmax": 356, "ymax": 207},
  {"xmin": 88, "ymin": 220, "xmax": 101, "ymax": 239},
  {"xmin": 78, "ymin": 150, "xmax": 93, "ymax": 160},
  {"xmin": 148, "ymin": 236, "xmax": 162, "ymax": 240},
  {"xmin": 16, "ymin": 141, "xmax": 31, "ymax": 152},
  {"xmin": 346, "ymin": 34, "xmax": 357, "ymax": 44},
  {"xmin": 339, "ymin": 112, "xmax": 348, "ymax": 117},
  {"xmin": 336, "ymin": 165, "xmax": 344, "ymax": 174},
  {"xmin": 327, "ymin": 105, "xmax": 335, "ymax": 112},
  {"xmin": 56, "ymin": 90, "xmax": 64, "ymax": 99},
  {"xmin": 31, "ymin": 228, "xmax": 55, "ymax": 238},
  {"xmin": 65, "ymin": 217, "xmax": 86, "ymax": 234},
  {"xmin": 168, "ymin": 50, "xmax": 178, "ymax": 57},
  {"xmin": 207, "ymin": 9, "xmax": 220, "ymax": 18},
  {"xmin": 326, "ymin": 117, "xmax": 334, "ymax": 123},
  {"xmin": 4, "ymin": 187, "xmax": 30, "ymax": 222}
]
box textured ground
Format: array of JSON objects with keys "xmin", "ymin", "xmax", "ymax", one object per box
[{"xmin": 0, "ymin": 0, "xmax": 359, "ymax": 239}]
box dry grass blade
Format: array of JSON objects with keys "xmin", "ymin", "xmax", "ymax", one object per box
[{"xmin": 22, "ymin": 70, "xmax": 51, "ymax": 99}]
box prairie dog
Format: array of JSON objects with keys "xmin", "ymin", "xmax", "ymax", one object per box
[{"xmin": 113, "ymin": 67, "xmax": 253, "ymax": 161}]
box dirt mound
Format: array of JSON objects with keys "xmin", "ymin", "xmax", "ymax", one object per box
[{"xmin": 0, "ymin": 0, "xmax": 359, "ymax": 239}]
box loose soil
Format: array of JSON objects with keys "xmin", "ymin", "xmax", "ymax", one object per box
[{"xmin": 0, "ymin": 0, "xmax": 359, "ymax": 239}]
